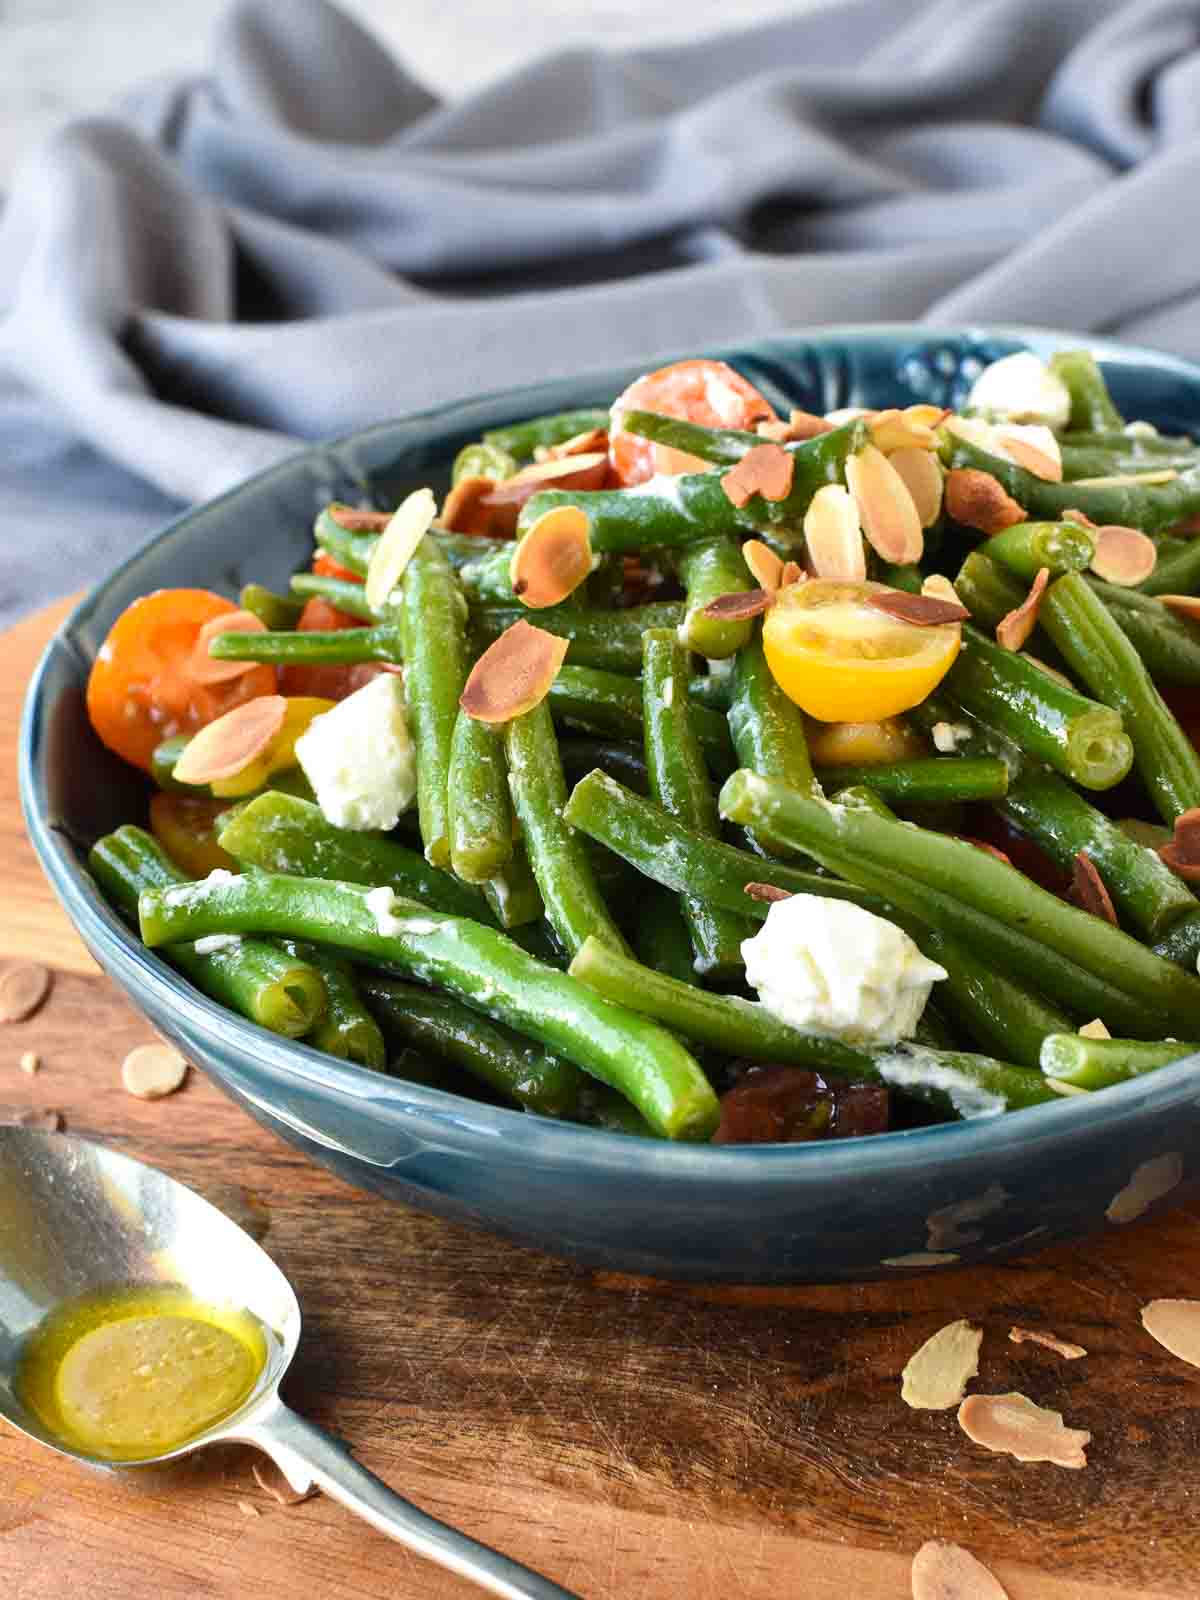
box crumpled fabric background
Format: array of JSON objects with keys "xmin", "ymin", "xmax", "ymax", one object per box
[{"xmin": 2, "ymin": 0, "xmax": 1199, "ymax": 625}]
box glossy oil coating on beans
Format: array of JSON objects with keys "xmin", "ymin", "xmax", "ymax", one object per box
[
  {"xmin": 447, "ymin": 709, "xmax": 514, "ymax": 885},
  {"xmin": 726, "ymin": 631, "xmax": 818, "ymax": 856},
  {"xmin": 400, "ymin": 537, "xmax": 470, "ymax": 868}
]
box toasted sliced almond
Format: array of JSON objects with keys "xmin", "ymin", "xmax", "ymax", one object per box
[
  {"xmin": 921, "ymin": 574, "xmax": 962, "ymax": 607},
  {"xmin": 172, "ymin": 695, "xmax": 287, "ymax": 785},
  {"xmin": 253, "ymin": 1459, "xmax": 318, "ymax": 1507},
  {"xmin": 1089, "ymin": 526, "xmax": 1157, "ymax": 586},
  {"xmin": 962, "ymin": 838, "xmax": 1012, "ymax": 866},
  {"xmin": 122, "ymin": 1042, "xmax": 189, "ymax": 1100},
  {"xmin": 1169, "ymin": 806, "xmax": 1200, "ymax": 865},
  {"xmin": 720, "ymin": 443, "xmax": 794, "ymax": 509},
  {"xmin": 0, "ymin": 963, "xmax": 51, "ymax": 1023},
  {"xmin": 1159, "ymin": 594, "xmax": 1200, "ymax": 624},
  {"xmin": 460, "ymin": 620, "xmax": 568, "ymax": 724},
  {"xmin": 482, "ymin": 453, "xmax": 608, "ymax": 509},
  {"xmin": 803, "ymin": 484, "xmax": 866, "ymax": 581},
  {"xmin": 870, "ymin": 408, "xmax": 938, "ymax": 454},
  {"xmin": 1062, "ymin": 506, "xmax": 1098, "ymax": 529},
  {"xmin": 1073, "ymin": 469, "xmax": 1178, "ymax": 487},
  {"xmin": 906, "ymin": 404, "xmax": 952, "ymax": 430},
  {"xmin": 1108, "ymin": 1152, "xmax": 1184, "ymax": 1223},
  {"xmin": 742, "ymin": 539, "xmax": 783, "ymax": 593},
  {"xmin": 945, "ymin": 469, "xmax": 1027, "ymax": 534},
  {"xmin": 957, "ymin": 1392, "xmax": 1090, "ymax": 1468},
  {"xmin": 701, "ymin": 588, "xmax": 775, "ymax": 621},
  {"xmin": 825, "ymin": 407, "xmax": 876, "ymax": 426},
  {"xmin": 365, "ymin": 487, "xmax": 438, "ymax": 611},
  {"xmin": 1072, "ymin": 851, "xmax": 1117, "ymax": 925},
  {"xmin": 845, "ymin": 444, "xmax": 924, "ymax": 563},
  {"xmin": 996, "ymin": 567, "xmax": 1049, "ymax": 652},
  {"xmin": 1008, "ymin": 1327, "xmax": 1087, "ymax": 1360},
  {"xmin": 744, "ymin": 882, "xmax": 793, "ymax": 903},
  {"xmin": 327, "ymin": 504, "xmax": 391, "ymax": 533},
  {"xmin": 1142, "ymin": 1298, "xmax": 1200, "ymax": 1368},
  {"xmin": 867, "ymin": 591, "xmax": 968, "ymax": 626},
  {"xmin": 890, "ymin": 447, "xmax": 944, "ymax": 528},
  {"xmin": 189, "ymin": 610, "xmax": 268, "ymax": 685},
  {"xmin": 547, "ymin": 427, "xmax": 608, "ymax": 459},
  {"xmin": 911, "ymin": 1540, "xmax": 1009, "ymax": 1600},
  {"xmin": 439, "ymin": 475, "xmax": 512, "ymax": 536},
  {"xmin": 756, "ymin": 409, "xmax": 834, "ymax": 443},
  {"xmin": 509, "ymin": 506, "xmax": 592, "ymax": 609},
  {"xmin": 1078, "ymin": 1017, "xmax": 1111, "ymax": 1040},
  {"xmin": 780, "ymin": 560, "xmax": 804, "ymax": 587},
  {"xmin": 997, "ymin": 429, "xmax": 1062, "ymax": 482},
  {"xmin": 901, "ymin": 1319, "xmax": 982, "ymax": 1411}
]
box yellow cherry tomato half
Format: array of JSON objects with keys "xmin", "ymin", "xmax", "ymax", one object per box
[
  {"xmin": 208, "ymin": 696, "xmax": 335, "ymax": 798},
  {"xmin": 149, "ymin": 792, "xmax": 238, "ymax": 879},
  {"xmin": 762, "ymin": 579, "xmax": 961, "ymax": 723}
]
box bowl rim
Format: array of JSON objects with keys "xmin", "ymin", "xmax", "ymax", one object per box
[{"xmin": 20, "ymin": 319, "xmax": 1200, "ymax": 1181}]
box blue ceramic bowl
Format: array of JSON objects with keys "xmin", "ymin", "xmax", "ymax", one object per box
[{"xmin": 20, "ymin": 325, "xmax": 1200, "ymax": 1282}]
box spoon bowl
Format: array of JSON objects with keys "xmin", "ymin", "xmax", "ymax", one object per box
[{"xmin": 0, "ymin": 1128, "xmax": 576, "ymax": 1598}]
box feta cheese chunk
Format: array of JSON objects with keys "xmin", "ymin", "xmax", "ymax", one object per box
[
  {"xmin": 741, "ymin": 894, "xmax": 947, "ymax": 1046},
  {"xmin": 294, "ymin": 674, "xmax": 415, "ymax": 832},
  {"xmin": 966, "ymin": 351, "xmax": 1072, "ymax": 430}
]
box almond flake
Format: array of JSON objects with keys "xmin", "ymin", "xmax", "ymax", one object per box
[
  {"xmin": 742, "ymin": 539, "xmax": 783, "ymax": 593},
  {"xmin": 901, "ymin": 1319, "xmax": 982, "ymax": 1410},
  {"xmin": 122, "ymin": 1042, "xmax": 189, "ymax": 1100},
  {"xmin": 867, "ymin": 591, "xmax": 968, "ymax": 626},
  {"xmin": 1089, "ymin": 526, "xmax": 1157, "ymax": 586},
  {"xmin": 1159, "ymin": 594, "xmax": 1200, "ymax": 624},
  {"xmin": 1169, "ymin": 806, "xmax": 1200, "ymax": 865},
  {"xmin": 190, "ymin": 610, "xmax": 268, "ymax": 686},
  {"xmin": 1073, "ymin": 470, "xmax": 1178, "ymax": 487},
  {"xmin": 870, "ymin": 408, "xmax": 938, "ymax": 454},
  {"xmin": 845, "ymin": 444, "xmax": 924, "ymax": 563},
  {"xmin": 253, "ymin": 1460, "xmax": 317, "ymax": 1506},
  {"xmin": 1008, "ymin": 1327, "xmax": 1087, "ymax": 1360},
  {"xmin": 1078, "ymin": 1018, "xmax": 1111, "ymax": 1040},
  {"xmin": 508, "ymin": 506, "xmax": 592, "ymax": 609},
  {"xmin": 962, "ymin": 837, "xmax": 1012, "ymax": 866},
  {"xmin": 18, "ymin": 1051, "xmax": 41, "ymax": 1075},
  {"xmin": 921, "ymin": 574, "xmax": 962, "ymax": 607},
  {"xmin": 482, "ymin": 452, "xmax": 608, "ymax": 510},
  {"xmin": 460, "ymin": 620, "xmax": 568, "ymax": 724},
  {"xmin": 0, "ymin": 963, "xmax": 51, "ymax": 1023},
  {"xmin": 237, "ymin": 1501, "xmax": 260, "ymax": 1519},
  {"xmin": 1062, "ymin": 506, "xmax": 1098, "ymax": 529},
  {"xmin": 1141, "ymin": 1298, "xmax": 1200, "ymax": 1369},
  {"xmin": 995, "ymin": 567, "xmax": 1049, "ymax": 652},
  {"xmin": 439, "ymin": 475, "xmax": 513, "ymax": 536},
  {"xmin": 803, "ymin": 484, "xmax": 866, "ymax": 580},
  {"xmin": 365, "ymin": 488, "xmax": 438, "ymax": 612},
  {"xmin": 889, "ymin": 447, "xmax": 944, "ymax": 528},
  {"xmin": 547, "ymin": 427, "xmax": 608, "ymax": 459},
  {"xmin": 780, "ymin": 560, "xmax": 804, "ymax": 587},
  {"xmin": 945, "ymin": 469, "xmax": 1027, "ymax": 534},
  {"xmin": 700, "ymin": 588, "xmax": 774, "ymax": 621},
  {"xmin": 911, "ymin": 1540, "xmax": 1009, "ymax": 1600},
  {"xmin": 327, "ymin": 504, "xmax": 392, "ymax": 533},
  {"xmin": 173, "ymin": 696, "xmax": 287, "ymax": 786},
  {"xmin": 997, "ymin": 433, "xmax": 1062, "ymax": 481},
  {"xmin": 1071, "ymin": 851, "xmax": 1117, "ymax": 925},
  {"xmin": 957, "ymin": 1392, "xmax": 1090, "ymax": 1468},
  {"xmin": 743, "ymin": 882, "xmax": 793, "ymax": 903},
  {"xmin": 756, "ymin": 409, "xmax": 835, "ymax": 443},
  {"xmin": 720, "ymin": 443, "xmax": 794, "ymax": 509}
]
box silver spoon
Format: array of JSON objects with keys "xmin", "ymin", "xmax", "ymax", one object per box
[{"xmin": 0, "ymin": 1128, "xmax": 578, "ymax": 1599}]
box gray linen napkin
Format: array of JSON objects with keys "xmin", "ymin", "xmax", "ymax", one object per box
[{"xmin": 2, "ymin": 0, "xmax": 1198, "ymax": 625}]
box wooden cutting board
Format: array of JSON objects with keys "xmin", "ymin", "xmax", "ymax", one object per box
[{"xmin": 2, "ymin": 596, "xmax": 1199, "ymax": 1600}]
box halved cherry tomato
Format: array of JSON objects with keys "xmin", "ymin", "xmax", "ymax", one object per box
[
  {"xmin": 148, "ymin": 792, "xmax": 238, "ymax": 878},
  {"xmin": 312, "ymin": 551, "xmax": 363, "ymax": 583},
  {"xmin": 86, "ymin": 589, "xmax": 277, "ymax": 772},
  {"xmin": 277, "ymin": 596, "xmax": 385, "ymax": 701},
  {"xmin": 608, "ymin": 359, "xmax": 776, "ymax": 486}
]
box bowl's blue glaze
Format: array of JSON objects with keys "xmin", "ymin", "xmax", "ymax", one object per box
[{"xmin": 20, "ymin": 325, "xmax": 1200, "ymax": 1282}]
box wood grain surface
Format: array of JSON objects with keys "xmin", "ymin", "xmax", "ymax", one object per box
[{"xmin": 3, "ymin": 598, "xmax": 1200, "ymax": 1600}]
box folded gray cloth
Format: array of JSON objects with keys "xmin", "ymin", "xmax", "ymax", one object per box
[{"xmin": 2, "ymin": 0, "xmax": 1198, "ymax": 624}]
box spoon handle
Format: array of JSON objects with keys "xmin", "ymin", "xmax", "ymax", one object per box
[{"xmin": 236, "ymin": 1401, "xmax": 580, "ymax": 1600}]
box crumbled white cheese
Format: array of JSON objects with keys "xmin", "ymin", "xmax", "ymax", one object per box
[
  {"xmin": 966, "ymin": 351, "xmax": 1072, "ymax": 429},
  {"xmin": 193, "ymin": 934, "xmax": 242, "ymax": 954},
  {"xmin": 202, "ymin": 869, "xmax": 238, "ymax": 888},
  {"xmin": 740, "ymin": 894, "xmax": 947, "ymax": 1046},
  {"xmin": 1124, "ymin": 420, "xmax": 1159, "ymax": 439},
  {"xmin": 931, "ymin": 720, "xmax": 973, "ymax": 754},
  {"xmin": 294, "ymin": 674, "xmax": 415, "ymax": 832}
]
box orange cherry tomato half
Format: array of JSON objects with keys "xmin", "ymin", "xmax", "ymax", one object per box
[
  {"xmin": 86, "ymin": 589, "xmax": 277, "ymax": 773},
  {"xmin": 311, "ymin": 551, "xmax": 363, "ymax": 583},
  {"xmin": 608, "ymin": 359, "xmax": 776, "ymax": 487},
  {"xmin": 277, "ymin": 596, "xmax": 386, "ymax": 701}
]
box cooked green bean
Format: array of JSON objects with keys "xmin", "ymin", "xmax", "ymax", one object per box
[
  {"xmin": 1048, "ymin": 350, "xmax": 1124, "ymax": 431},
  {"xmin": 632, "ymin": 885, "xmax": 702, "ymax": 988},
  {"xmin": 471, "ymin": 601, "xmax": 685, "ymax": 676},
  {"xmin": 452, "ymin": 441, "xmax": 516, "ymax": 484},
  {"xmin": 481, "ymin": 844, "xmax": 546, "ymax": 931},
  {"xmin": 289, "ymin": 572, "xmax": 378, "ymax": 621},
  {"xmin": 727, "ymin": 631, "xmax": 819, "ymax": 855},
  {"xmin": 208, "ymin": 623, "xmax": 399, "ymax": 666},
  {"xmin": 1140, "ymin": 536, "xmax": 1200, "ymax": 597},
  {"xmin": 984, "ymin": 520, "xmax": 1095, "ymax": 580},
  {"xmin": 559, "ymin": 737, "xmax": 649, "ymax": 796},
  {"xmin": 483, "ymin": 408, "xmax": 610, "ymax": 458},
  {"xmin": 149, "ymin": 734, "xmax": 313, "ymax": 802},
  {"xmin": 817, "ymin": 756, "xmax": 1009, "ymax": 805},
  {"xmin": 548, "ymin": 663, "xmax": 734, "ymax": 775},
  {"xmin": 314, "ymin": 507, "xmax": 508, "ymax": 579},
  {"xmin": 281, "ymin": 941, "xmax": 386, "ymax": 1069},
  {"xmin": 1059, "ymin": 445, "xmax": 1199, "ymax": 480},
  {"xmin": 239, "ymin": 583, "xmax": 305, "ymax": 630},
  {"xmin": 1039, "ymin": 1033, "xmax": 1200, "ymax": 1092},
  {"xmin": 952, "ymin": 550, "xmax": 1026, "ymax": 633},
  {"xmin": 137, "ymin": 873, "xmax": 718, "ymax": 1140},
  {"xmin": 1061, "ymin": 429, "xmax": 1193, "ymax": 455},
  {"xmin": 1085, "ymin": 579, "xmax": 1200, "ymax": 686},
  {"xmin": 688, "ymin": 669, "xmax": 735, "ymax": 712},
  {"xmin": 447, "ymin": 710, "xmax": 513, "ymax": 885},
  {"xmin": 676, "ymin": 535, "xmax": 756, "ymax": 658},
  {"xmin": 400, "ymin": 537, "xmax": 470, "ymax": 867},
  {"xmin": 919, "ymin": 927, "xmax": 1071, "ymax": 1070}
]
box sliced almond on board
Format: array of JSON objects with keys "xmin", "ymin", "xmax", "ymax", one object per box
[
  {"xmin": 945, "ymin": 469, "xmax": 1027, "ymax": 534},
  {"xmin": 509, "ymin": 506, "xmax": 592, "ymax": 608},
  {"xmin": 1141, "ymin": 1298, "xmax": 1200, "ymax": 1369},
  {"xmin": 253, "ymin": 1459, "xmax": 317, "ymax": 1507},
  {"xmin": 460, "ymin": 620, "xmax": 568, "ymax": 724},
  {"xmin": 1090, "ymin": 526, "xmax": 1157, "ymax": 586},
  {"xmin": 957, "ymin": 1392, "xmax": 1090, "ymax": 1468},
  {"xmin": 1008, "ymin": 1327, "xmax": 1087, "ymax": 1360},
  {"xmin": 1072, "ymin": 851, "xmax": 1118, "ymax": 925},
  {"xmin": 481, "ymin": 453, "xmax": 608, "ymax": 509},
  {"xmin": 845, "ymin": 444, "xmax": 924, "ymax": 563},
  {"xmin": 867, "ymin": 591, "xmax": 968, "ymax": 626},
  {"xmin": 742, "ymin": 539, "xmax": 784, "ymax": 593},
  {"xmin": 327, "ymin": 504, "xmax": 392, "ymax": 533},
  {"xmin": 803, "ymin": 484, "xmax": 866, "ymax": 580},
  {"xmin": 189, "ymin": 610, "xmax": 268, "ymax": 685},
  {"xmin": 365, "ymin": 487, "xmax": 438, "ymax": 612},
  {"xmin": 0, "ymin": 963, "xmax": 52, "ymax": 1023},
  {"xmin": 700, "ymin": 588, "xmax": 775, "ymax": 621},
  {"xmin": 720, "ymin": 443, "xmax": 794, "ymax": 508},
  {"xmin": 996, "ymin": 567, "xmax": 1049, "ymax": 652},
  {"xmin": 1159, "ymin": 593, "xmax": 1200, "ymax": 624},
  {"xmin": 121, "ymin": 1043, "xmax": 189, "ymax": 1100},
  {"xmin": 901, "ymin": 1319, "xmax": 982, "ymax": 1410},
  {"xmin": 911, "ymin": 1540, "xmax": 1009, "ymax": 1600},
  {"xmin": 172, "ymin": 696, "xmax": 287, "ymax": 785},
  {"xmin": 890, "ymin": 447, "xmax": 945, "ymax": 528}
]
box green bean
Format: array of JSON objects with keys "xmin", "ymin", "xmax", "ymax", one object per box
[
  {"xmin": 559, "ymin": 737, "xmax": 649, "ymax": 796},
  {"xmin": 504, "ymin": 698, "xmax": 630, "ymax": 958},
  {"xmin": 617, "ymin": 409, "xmax": 754, "ymax": 466},
  {"xmin": 1059, "ymin": 445, "xmax": 1199, "ymax": 480},
  {"xmin": 1061, "ymin": 429, "xmax": 1193, "ymax": 455},
  {"xmin": 984, "ymin": 520, "xmax": 1095, "ymax": 580},
  {"xmin": 137, "ymin": 873, "xmax": 718, "ymax": 1141},
  {"xmin": 1152, "ymin": 915, "xmax": 1200, "ymax": 972},
  {"xmin": 399, "ymin": 538, "xmax": 470, "ymax": 867},
  {"xmin": 89, "ymin": 827, "xmax": 326, "ymax": 1037},
  {"xmin": 1048, "ymin": 350, "xmax": 1124, "ymax": 431},
  {"xmin": 452, "ymin": 441, "xmax": 516, "ymax": 484},
  {"xmin": 1141, "ymin": 536, "xmax": 1200, "ymax": 597},
  {"xmin": 314, "ymin": 507, "xmax": 509, "ymax": 579},
  {"xmin": 688, "ymin": 670, "xmax": 735, "ymax": 712},
  {"xmin": 217, "ymin": 790, "xmax": 493, "ymax": 921},
  {"xmin": 568, "ymin": 938, "xmax": 1054, "ymax": 1117},
  {"xmin": 643, "ymin": 629, "xmax": 753, "ymax": 978},
  {"xmin": 447, "ymin": 710, "xmax": 513, "ymax": 885},
  {"xmin": 458, "ymin": 543, "xmax": 519, "ymax": 604},
  {"xmin": 1040, "ymin": 572, "xmax": 1200, "ymax": 823},
  {"xmin": 359, "ymin": 975, "xmax": 583, "ymax": 1117},
  {"xmin": 149, "ymin": 734, "xmax": 313, "ymax": 802},
  {"xmin": 574, "ymin": 1082, "xmax": 659, "ymax": 1138},
  {"xmin": 952, "ymin": 550, "xmax": 1026, "ymax": 633},
  {"xmin": 481, "ymin": 844, "xmax": 545, "ymax": 931},
  {"xmin": 289, "ymin": 572, "xmax": 378, "ymax": 621},
  {"xmin": 727, "ymin": 631, "xmax": 818, "ymax": 855},
  {"xmin": 280, "ymin": 941, "xmax": 386, "ymax": 1069},
  {"xmin": 1039, "ymin": 1033, "xmax": 1200, "ymax": 1092},
  {"xmin": 208, "ymin": 623, "xmax": 400, "ymax": 666},
  {"xmin": 471, "ymin": 601, "xmax": 685, "ymax": 675},
  {"xmin": 877, "ymin": 562, "xmax": 924, "ymax": 594},
  {"xmin": 240, "ymin": 583, "xmax": 305, "ymax": 630},
  {"xmin": 918, "ymin": 927, "xmax": 1072, "ymax": 1070},
  {"xmin": 676, "ymin": 535, "xmax": 756, "ymax": 658},
  {"xmin": 718, "ymin": 770, "xmax": 1200, "ymax": 1037},
  {"xmin": 632, "ymin": 885, "xmax": 702, "ymax": 988},
  {"xmin": 945, "ymin": 624, "xmax": 1132, "ymax": 790},
  {"xmin": 548, "ymin": 663, "xmax": 734, "ymax": 775},
  {"xmin": 818, "ymin": 756, "xmax": 1009, "ymax": 806},
  {"xmin": 483, "ymin": 408, "xmax": 610, "ymax": 459}
]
